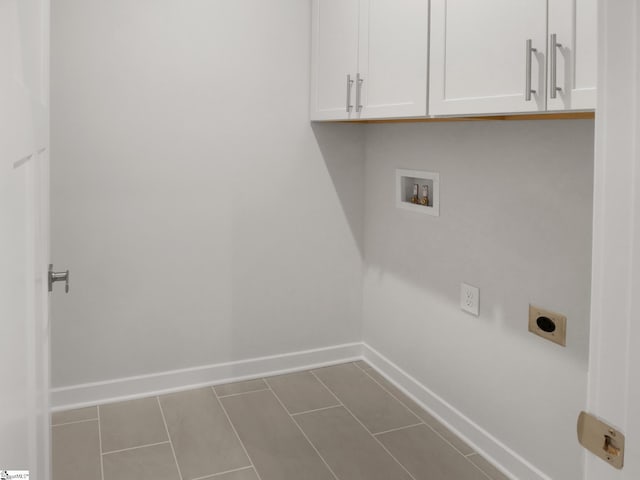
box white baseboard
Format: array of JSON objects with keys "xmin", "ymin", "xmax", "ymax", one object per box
[
  {"xmin": 362, "ymin": 343, "xmax": 552, "ymax": 480},
  {"xmin": 50, "ymin": 342, "xmax": 363, "ymax": 411}
]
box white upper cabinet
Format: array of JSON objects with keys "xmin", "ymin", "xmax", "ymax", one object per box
[
  {"xmin": 312, "ymin": 0, "xmax": 596, "ymax": 119},
  {"xmin": 547, "ymin": 0, "xmax": 597, "ymax": 111},
  {"xmin": 310, "ymin": 0, "xmax": 429, "ymax": 121},
  {"xmin": 429, "ymin": 0, "xmax": 548, "ymax": 116},
  {"xmin": 310, "ymin": 0, "xmax": 360, "ymax": 120},
  {"xmin": 429, "ymin": 0, "xmax": 596, "ymax": 116},
  {"xmin": 357, "ymin": 0, "xmax": 429, "ymax": 119}
]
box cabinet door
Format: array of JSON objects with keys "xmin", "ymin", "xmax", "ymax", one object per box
[
  {"xmin": 547, "ymin": 0, "xmax": 596, "ymax": 111},
  {"xmin": 310, "ymin": 0, "xmax": 360, "ymax": 120},
  {"xmin": 430, "ymin": 0, "xmax": 547, "ymax": 116},
  {"xmin": 357, "ymin": 0, "xmax": 429, "ymax": 119}
]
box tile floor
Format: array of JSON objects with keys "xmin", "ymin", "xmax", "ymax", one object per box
[{"xmin": 51, "ymin": 361, "xmax": 510, "ymax": 480}]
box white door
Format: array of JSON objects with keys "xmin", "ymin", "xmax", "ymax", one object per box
[
  {"xmin": 0, "ymin": 0, "xmax": 50, "ymax": 477},
  {"xmin": 547, "ymin": 0, "xmax": 597, "ymax": 111},
  {"xmin": 357, "ymin": 0, "xmax": 429, "ymax": 119},
  {"xmin": 429, "ymin": 0, "xmax": 547, "ymax": 116},
  {"xmin": 310, "ymin": 0, "xmax": 360, "ymax": 120},
  {"xmin": 585, "ymin": 0, "xmax": 639, "ymax": 478}
]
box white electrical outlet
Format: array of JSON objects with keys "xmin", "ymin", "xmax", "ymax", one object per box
[{"xmin": 460, "ymin": 283, "xmax": 480, "ymax": 316}]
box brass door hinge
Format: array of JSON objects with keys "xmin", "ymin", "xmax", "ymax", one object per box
[{"xmin": 577, "ymin": 411, "xmax": 625, "ymax": 470}]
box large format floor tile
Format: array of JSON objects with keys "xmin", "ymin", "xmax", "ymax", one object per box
[
  {"xmin": 220, "ymin": 389, "xmax": 334, "ymax": 480},
  {"xmin": 52, "ymin": 420, "xmax": 101, "ymax": 480},
  {"xmin": 102, "ymin": 443, "xmax": 180, "ymax": 480},
  {"xmin": 295, "ymin": 406, "xmax": 413, "ymax": 480},
  {"xmin": 352, "ymin": 360, "xmax": 372, "ymax": 370},
  {"xmin": 266, "ymin": 371, "xmax": 340, "ymax": 414},
  {"xmin": 313, "ymin": 363, "xmax": 420, "ymax": 433},
  {"xmin": 468, "ymin": 454, "xmax": 511, "ymax": 480},
  {"xmin": 51, "ymin": 362, "xmax": 511, "ymax": 480},
  {"xmin": 377, "ymin": 424, "xmax": 487, "ymax": 480},
  {"xmin": 99, "ymin": 397, "xmax": 168, "ymax": 453},
  {"xmin": 159, "ymin": 387, "xmax": 250, "ymax": 479},
  {"xmin": 214, "ymin": 378, "xmax": 268, "ymax": 397},
  {"xmin": 412, "ymin": 408, "xmax": 476, "ymax": 456},
  {"xmin": 360, "ymin": 365, "xmax": 475, "ymax": 455},
  {"xmin": 52, "ymin": 406, "xmax": 98, "ymax": 426},
  {"xmin": 200, "ymin": 467, "xmax": 260, "ymax": 480}
]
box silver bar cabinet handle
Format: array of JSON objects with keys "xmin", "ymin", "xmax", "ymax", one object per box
[
  {"xmin": 356, "ymin": 73, "xmax": 364, "ymax": 112},
  {"xmin": 525, "ymin": 39, "xmax": 537, "ymax": 101},
  {"xmin": 346, "ymin": 74, "xmax": 354, "ymax": 113},
  {"xmin": 549, "ymin": 33, "xmax": 562, "ymax": 99}
]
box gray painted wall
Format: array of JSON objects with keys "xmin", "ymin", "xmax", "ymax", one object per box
[
  {"xmin": 362, "ymin": 120, "xmax": 594, "ymax": 480},
  {"xmin": 51, "ymin": 0, "xmax": 365, "ymax": 387}
]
